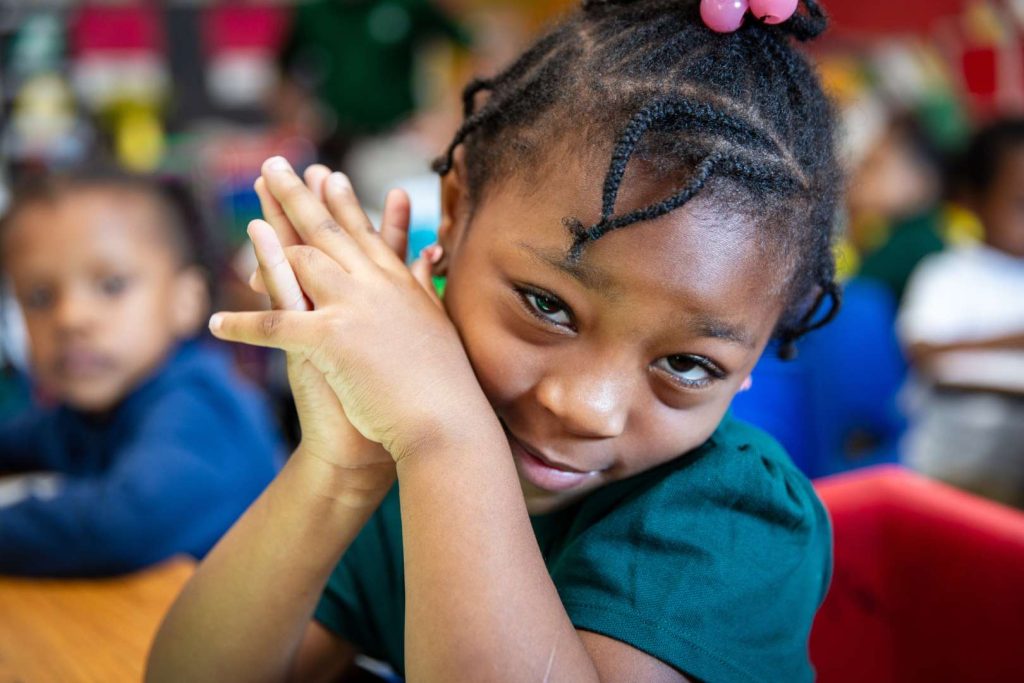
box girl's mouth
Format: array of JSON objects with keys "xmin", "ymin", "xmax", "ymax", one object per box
[{"xmin": 505, "ymin": 431, "xmax": 603, "ymax": 493}]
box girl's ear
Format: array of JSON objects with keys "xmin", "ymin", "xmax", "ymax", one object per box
[{"xmin": 436, "ymin": 147, "xmax": 471, "ymax": 274}]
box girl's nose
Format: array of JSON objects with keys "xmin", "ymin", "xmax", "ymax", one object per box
[
  {"xmin": 535, "ymin": 369, "xmax": 630, "ymax": 439},
  {"xmin": 53, "ymin": 291, "xmax": 96, "ymax": 333}
]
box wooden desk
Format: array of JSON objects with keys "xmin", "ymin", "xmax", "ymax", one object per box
[{"xmin": 0, "ymin": 558, "xmax": 195, "ymax": 683}]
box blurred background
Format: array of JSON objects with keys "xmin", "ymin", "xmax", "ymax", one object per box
[
  {"xmin": 2, "ymin": 0, "xmax": 1021, "ymax": 485},
  {"xmin": 2, "ymin": 2, "xmax": 1024, "ymax": 680}
]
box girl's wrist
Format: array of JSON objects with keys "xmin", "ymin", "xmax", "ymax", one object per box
[
  {"xmin": 293, "ymin": 443, "xmax": 397, "ymax": 510},
  {"xmin": 390, "ymin": 396, "xmax": 506, "ymax": 469}
]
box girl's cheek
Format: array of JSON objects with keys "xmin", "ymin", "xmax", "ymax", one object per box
[{"xmin": 462, "ymin": 322, "xmax": 539, "ymax": 412}]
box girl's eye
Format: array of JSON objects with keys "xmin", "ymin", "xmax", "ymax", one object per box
[
  {"xmin": 24, "ymin": 286, "xmax": 55, "ymax": 311},
  {"xmin": 99, "ymin": 275, "xmax": 130, "ymax": 297},
  {"xmin": 655, "ymin": 354, "xmax": 725, "ymax": 389},
  {"xmin": 518, "ymin": 288, "xmax": 573, "ymax": 328}
]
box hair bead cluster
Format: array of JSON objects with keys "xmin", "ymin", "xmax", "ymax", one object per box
[
  {"xmin": 700, "ymin": 0, "xmax": 800, "ymax": 34},
  {"xmin": 434, "ymin": 0, "xmax": 842, "ymax": 357}
]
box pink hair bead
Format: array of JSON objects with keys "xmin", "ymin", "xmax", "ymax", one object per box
[
  {"xmin": 749, "ymin": 0, "xmax": 799, "ymax": 25},
  {"xmin": 700, "ymin": 0, "xmax": 749, "ymax": 33}
]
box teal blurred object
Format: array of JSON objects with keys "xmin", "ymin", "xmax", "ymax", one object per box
[{"xmin": 0, "ymin": 369, "xmax": 31, "ymax": 427}]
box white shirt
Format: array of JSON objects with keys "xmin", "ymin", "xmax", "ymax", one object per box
[{"xmin": 898, "ymin": 244, "xmax": 1024, "ymax": 393}]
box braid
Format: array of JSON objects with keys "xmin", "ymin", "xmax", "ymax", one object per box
[
  {"xmin": 777, "ymin": 280, "xmax": 841, "ymax": 359},
  {"xmin": 599, "ymin": 98, "xmax": 784, "ymax": 221},
  {"xmin": 436, "ymin": 0, "xmax": 843, "ymax": 356},
  {"xmin": 570, "ymin": 153, "xmax": 721, "ymax": 260},
  {"xmin": 432, "ymin": 32, "xmax": 570, "ymax": 176},
  {"xmin": 432, "ymin": 107, "xmax": 491, "ymax": 176},
  {"xmin": 461, "ymin": 78, "xmax": 493, "ymax": 117},
  {"xmin": 780, "ymin": 0, "xmax": 828, "ymax": 41}
]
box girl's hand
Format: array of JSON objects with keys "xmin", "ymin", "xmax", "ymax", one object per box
[
  {"xmin": 217, "ymin": 158, "xmax": 488, "ymax": 462},
  {"xmin": 247, "ymin": 163, "xmax": 408, "ymax": 491}
]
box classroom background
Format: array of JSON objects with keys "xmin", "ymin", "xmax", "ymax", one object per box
[{"xmin": 1, "ymin": 1, "xmax": 1023, "ymax": 681}]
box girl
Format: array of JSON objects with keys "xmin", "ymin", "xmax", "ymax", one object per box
[{"xmin": 147, "ymin": 1, "xmax": 840, "ymax": 681}]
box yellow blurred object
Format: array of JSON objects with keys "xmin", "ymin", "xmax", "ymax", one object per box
[
  {"xmin": 848, "ymin": 212, "xmax": 893, "ymax": 254},
  {"xmin": 964, "ymin": 0, "xmax": 1009, "ymax": 45},
  {"xmin": 110, "ymin": 103, "xmax": 166, "ymax": 172},
  {"xmin": 818, "ymin": 57, "xmax": 869, "ymax": 107},
  {"xmin": 465, "ymin": 0, "xmax": 576, "ymax": 28},
  {"xmin": 10, "ymin": 73, "xmax": 77, "ymax": 154},
  {"xmin": 943, "ymin": 202, "xmax": 985, "ymax": 245},
  {"xmin": 834, "ymin": 238, "xmax": 860, "ymax": 283}
]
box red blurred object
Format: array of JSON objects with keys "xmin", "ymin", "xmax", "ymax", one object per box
[
  {"xmin": 202, "ymin": 4, "xmax": 290, "ymax": 58},
  {"xmin": 811, "ymin": 466, "xmax": 1024, "ymax": 682},
  {"xmin": 70, "ymin": 3, "xmax": 164, "ymax": 56},
  {"xmin": 825, "ymin": 0, "xmax": 968, "ymax": 35},
  {"xmin": 962, "ymin": 47, "xmax": 1000, "ymax": 98}
]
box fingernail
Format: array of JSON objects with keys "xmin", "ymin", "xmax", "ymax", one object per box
[
  {"xmin": 423, "ymin": 244, "xmax": 444, "ymax": 264},
  {"xmin": 265, "ymin": 156, "xmax": 291, "ymax": 172},
  {"xmin": 327, "ymin": 172, "xmax": 351, "ymax": 193},
  {"xmin": 209, "ymin": 313, "xmax": 224, "ymax": 331}
]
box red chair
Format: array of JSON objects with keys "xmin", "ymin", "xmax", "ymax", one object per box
[{"xmin": 811, "ymin": 466, "xmax": 1024, "ymax": 682}]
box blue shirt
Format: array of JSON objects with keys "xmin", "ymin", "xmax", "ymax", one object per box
[{"xmin": 0, "ymin": 340, "xmax": 284, "ymax": 576}]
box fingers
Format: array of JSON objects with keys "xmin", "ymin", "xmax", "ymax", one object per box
[
  {"xmin": 281, "ymin": 244, "xmax": 350, "ymax": 308},
  {"xmin": 254, "ymin": 176, "xmax": 301, "ymax": 248},
  {"xmin": 208, "ymin": 308, "xmax": 311, "ymax": 353},
  {"xmin": 250, "ymin": 163, "xmax": 332, "ymax": 294},
  {"xmin": 261, "ymin": 157, "xmax": 366, "ymax": 272},
  {"xmin": 380, "ymin": 188, "xmax": 411, "ymax": 262},
  {"xmin": 303, "ymin": 164, "xmax": 332, "ymax": 202},
  {"xmin": 249, "ymin": 269, "xmax": 268, "ymax": 295},
  {"xmin": 248, "ymin": 219, "xmax": 309, "ymax": 312},
  {"xmin": 322, "ymin": 172, "xmax": 400, "ymax": 267},
  {"xmin": 410, "ymin": 244, "xmax": 444, "ymax": 308}
]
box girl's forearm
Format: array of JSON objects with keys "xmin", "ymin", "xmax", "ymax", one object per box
[
  {"xmin": 146, "ymin": 447, "xmax": 394, "ymax": 683},
  {"xmin": 396, "ymin": 406, "xmax": 600, "ymax": 683}
]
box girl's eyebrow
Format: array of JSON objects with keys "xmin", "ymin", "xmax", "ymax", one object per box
[
  {"xmin": 690, "ymin": 315, "xmax": 756, "ymax": 349},
  {"xmin": 516, "ymin": 242, "xmax": 616, "ymax": 292}
]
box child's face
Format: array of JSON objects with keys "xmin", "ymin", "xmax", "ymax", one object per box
[
  {"xmin": 3, "ymin": 189, "xmax": 206, "ymax": 412},
  {"xmin": 976, "ymin": 145, "xmax": 1024, "ymax": 258},
  {"xmin": 440, "ymin": 167, "xmax": 786, "ymax": 514}
]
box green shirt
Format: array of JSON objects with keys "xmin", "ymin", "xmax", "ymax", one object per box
[
  {"xmin": 858, "ymin": 209, "xmax": 946, "ymax": 303},
  {"xmin": 313, "ymin": 415, "xmax": 832, "ymax": 682}
]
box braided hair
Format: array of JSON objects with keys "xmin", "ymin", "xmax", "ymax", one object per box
[{"xmin": 433, "ymin": 0, "xmax": 843, "ymax": 359}]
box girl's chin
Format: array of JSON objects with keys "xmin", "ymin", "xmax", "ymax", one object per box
[{"xmin": 520, "ymin": 477, "xmax": 589, "ymax": 516}]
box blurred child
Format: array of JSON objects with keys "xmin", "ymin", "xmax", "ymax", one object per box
[
  {"xmin": 899, "ymin": 119, "xmax": 1024, "ymax": 508},
  {"xmin": 852, "ymin": 115, "xmax": 947, "ymax": 302},
  {"xmin": 149, "ymin": 2, "xmax": 839, "ymax": 681},
  {"xmin": 0, "ymin": 170, "xmax": 283, "ymax": 576}
]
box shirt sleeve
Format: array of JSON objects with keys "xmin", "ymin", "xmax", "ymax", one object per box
[
  {"xmin": 0, "ymin": 409, "xmax": 54, "ymax": 474},
  {"xmin": 0, "ymin": 388, "xmax": 278, "ymax": 576},
  {"xmin": 901, "ymin": 250, "xmax": 978, "ymax": 344},
  {"xmin": 551, "ymin": 423, "xmax": 832, "ymax": 683}
]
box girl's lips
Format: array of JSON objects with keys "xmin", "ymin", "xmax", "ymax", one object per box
[{"xmin": 506, "ymin": 433, "xmax": 601, "ymax": 493}]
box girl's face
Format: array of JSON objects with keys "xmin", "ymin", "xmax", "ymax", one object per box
[{"xmin": 440, "ymin": 162, "xmax": 788, "ymax": 514}]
